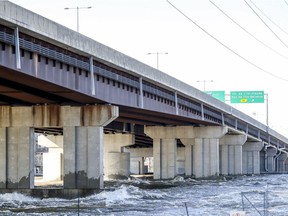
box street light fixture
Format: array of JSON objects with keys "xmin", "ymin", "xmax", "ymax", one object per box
[
  {"xmin": 147, "ymin": 52, "xmax": 168, "ymax": 70},
  {"xmin": 64, "ymin": 6, "xmax": 92, "ymax": 32},
  {"xmin": 196, "ymin": 80, "xmax": 213, "ymax": 91}
]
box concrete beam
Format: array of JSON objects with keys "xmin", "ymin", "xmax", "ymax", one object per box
[
  {"xmin": 0, "ymin": 105, "xmax": 119, "ymax": 127},
  {"xmin": 145, "ymin": 125, "xmax": 228, "ymax": 139}
]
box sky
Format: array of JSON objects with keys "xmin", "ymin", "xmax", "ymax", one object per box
[{"xmin": 7, "ymin": 0, "xmax": 288, "ymax": 137}]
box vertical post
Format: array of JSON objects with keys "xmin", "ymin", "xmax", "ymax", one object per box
[
  {"xmin": 201, "ymin": 103, "xmax": 204, "ymax": 120},
  {"xmin": 156, "ymin": 52, "xmax": 159, "ymax": 70},
  {"xmin": 14, "ymin": 27, "xmax": 21, "ymax": 69},
  {"xmin": 266, "ymin": 93, "xmax": 269, "ymax": 127},
  {"xmin": 0, "ymin": 128, "xmax": 7, "ymax": 188},
  {"xmin": 139, "ymin": 77, "xmax": 144, "ymax": 108},
  {"xmin": 175, "ymin": 91, "xmax": 179, "ymax": 115},
  {"xmin": 90, "ymin": 56, "xmax": 95, "ymax": 95},
  {"xmin": 76, "ymin": 7, "xmax": 79, "ymax": 32}
]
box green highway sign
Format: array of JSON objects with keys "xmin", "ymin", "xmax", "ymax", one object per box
[
  {"xmin": 205, "ymin": 91, "xmax": 225, "ymax": 102},
  {"xmin": 230, "ymin": 91, "xmax": 264, "ymax": 103}
]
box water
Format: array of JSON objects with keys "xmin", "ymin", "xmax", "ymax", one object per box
[{"xmin": 1, "ymin": 174, "xmax": 288, "ymax": 215}]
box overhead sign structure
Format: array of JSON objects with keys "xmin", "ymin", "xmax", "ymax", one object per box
[
  {"xmin": 205, "ymin": 91, "xmax": 225, "ymax": 102},
  {"xmin": 230, "ymin": 91, "xmax": 264, "ymax": 103}
]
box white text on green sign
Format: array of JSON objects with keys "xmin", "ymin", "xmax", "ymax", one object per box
[
  {"xmin": 230, "ymin": 91, "xmax": 264, "ymax": 103},
  {"xmin": 205, "ymin": 91, "xmax": 225, "ymax": 102}
]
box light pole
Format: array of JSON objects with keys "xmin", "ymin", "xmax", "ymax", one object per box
[
  {"xmin": 64, "ymin": 6, "xmax": 92, "ymax": 32},
  {"xmin": 147, "ymin": 52, "xmax": 168, "ymax": 70},
  {"xmin": 265, "ymin": 93, "xmax": 269, "ymax": 127},
  {"xmin": 196, "ymin": 80, "xmax": 213, "ymax": 91}
]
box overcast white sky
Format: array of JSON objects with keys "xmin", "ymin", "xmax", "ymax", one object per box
[{"xmin": 8, "ymin": 0, "xmax": 288, "ymax": 137}]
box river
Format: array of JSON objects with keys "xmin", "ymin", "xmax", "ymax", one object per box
[{"xmin": 0, "ymin": 174, "xmax": 288, "ymax": 215}]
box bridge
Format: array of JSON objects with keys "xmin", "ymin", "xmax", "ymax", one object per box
[{"xmin": 0, "ymin": 1, "xmax": 288, "ymax": 197}]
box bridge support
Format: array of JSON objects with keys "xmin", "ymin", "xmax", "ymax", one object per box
[
  {"xmin": 220, "ymin": 135, "xmax": 247, "ymax": 175},
  {"xmin": 264, "ymin": 146, "xmax": 277, "ymax": 172},
  {"xmin": 38, "ymin": 134, "xmax": 63, "ymax": 182},
  {"xmin": 0, "ymin": 105, "xmax": 118, "ymax": 190},
  {"xmin": 260, "ymin": 146, "xmax": 277, "ymax": 173},
  {"xmin": 242, "ymin": 141, "xmax": 263, "ymax": 174},
  {"xmin": 0, "ymin": 127, "xmax": 34, "ymax": 189},
  {"xmin": 104, "ymin": 134, "xmax": 134, "ymax": 179},
  {"xmin": 129, "ymin": 148, "xmax": 153, "ymax": 175},
  {"xmin": 275, "ymin": 151, "xmax": 288, "ymax": 173},
  {"xmin": 64, "ymin": 126, "xmax": 105, "ymax": 189},
  {"xmin": 181, "ymin": 139, "xmax": 193, "ymax": 176},
  {"xmin": 145, "ymin": 126, "xmax": 227, "ymax": 179}
]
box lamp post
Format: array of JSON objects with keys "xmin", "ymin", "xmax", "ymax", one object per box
[
  {"xmin": 64, "ymin": 6, "xmax": 92, "ymax": 32},
  {"xmin": 196, "ymin": 80, "xmax": 213, "ymax": 91},
  {"xmin": 265, "ymin": 93, "xmax": 269, "ymax": 127},
  {"xmin": 147, "ymin": 52, "xmax": 168, "ymax": 70}
]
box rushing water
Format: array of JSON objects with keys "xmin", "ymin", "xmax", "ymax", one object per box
[{"xmin": 1, "ymin": 174, "xmax": 288, "ymax": 215}]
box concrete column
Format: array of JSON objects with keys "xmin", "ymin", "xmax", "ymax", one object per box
[
  {"xmin": 39, "ymin": 134, "xmax": 63, "ymax": 182},
  {"xmin": 242, "ymin": 141, "xmax": 263, "ymax": 174},
  {"xmin": 129, "ymin": 148, "xmax": 153, "ymax": 174},
  {"xmin": 153, "ymin": 138, "xmax": 162, "ymax": 179},
  {"xmin": 194, "ymin": 137, "xmax": 220, "ymax": 178},
  {"xmin": 0, "ymin": 105, "xmax": 118, "ymax": 191},
  {"xmin": 177, "ymin": 147, "xmax": 185, "ymax": 175},
  {"xmin": 64, "ymin": 126, "xmax": 103, "ymax": 189},
  {"xmin": 0, "ymin": 128, "xmax": 7, "ymax": 188},
  {"xmin": 220, "ymin": 135, "xmax": 247, "ymax": 175},
  {"xmin": 285, "ymin": 158, "xmax": 288, "ymax": 172},
  {"xmin": 145, "ymin": 125, "xmax": 227, "ymax": 179},
  {"xmin": 104, "ymin": 134, "xmax": 134, "ymax": 179},
  {"xmin": 265, "ymin": 146, "xmax": 277, "ymax": 172},
  {"xmin": 153, "ymin": 138, "xmax": 177, "ymax": 179},
  {"xmin": 163, "ymin": 138, "xmax": 177, "ymax": 179},
  {"xmin": 181, "ymin": 138, "xmax": 193, "ymax": 177},
  {"xmin": 0, "ymin": 127, "xmax": 34, "ymax": 189},
  {"xmin": 276, "ymin": 152, "xmax": 288, "ymax": 173}
]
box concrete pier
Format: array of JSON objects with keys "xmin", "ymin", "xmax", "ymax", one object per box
[
  {"xmin": 265, "ymin": 146, "xmax": 277, "ymax": 172},
  {"xmin": 104, "ymin": 134, "xmax": 134, "ymax": 179},
  {"xmin": 145, "ymin": 126, "xmax": 228, "ymax": 179},
  {"xmin": 220, "ymin": 135, "xmax": 247, "ymax": 175},
  {"xmin": 0, "ymin": 105, "xmax": 118, "ymax": 190},
  {"xmin": 275, "ymin": 151, "xmax": 288, "ymax": 172},
  {"xmin": 129, "ymin": 148, "xmax": 153, "ymax": 175},
  {"xmin": 39, "ymin": 134, "xmax": 63, "ymax": 183},
  {"xmin": 242, "ymin": 141, "xmax": 263, "ymax": 174},
  {"xmin": 0, "ymin": 127, "xmax": 34, "ymax": 189}
]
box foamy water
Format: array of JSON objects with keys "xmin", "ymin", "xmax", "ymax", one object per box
[{"xmin": 1, "ymin": 174, "xmax": 288, "ymax": 215}]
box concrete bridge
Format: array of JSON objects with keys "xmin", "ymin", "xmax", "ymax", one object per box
[{"xmin": 0, "ymin": 1, "xmax": 288, "ymax": 197}]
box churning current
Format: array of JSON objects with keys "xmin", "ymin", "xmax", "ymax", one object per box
[{"xmin": 0, "ymin": 174, "xmax": 288, "ymax": 215}]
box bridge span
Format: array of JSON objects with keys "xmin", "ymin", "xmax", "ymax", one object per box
[{"xmin": 0, "ymin": 1, "xmax": 288, "ymax": 197}]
